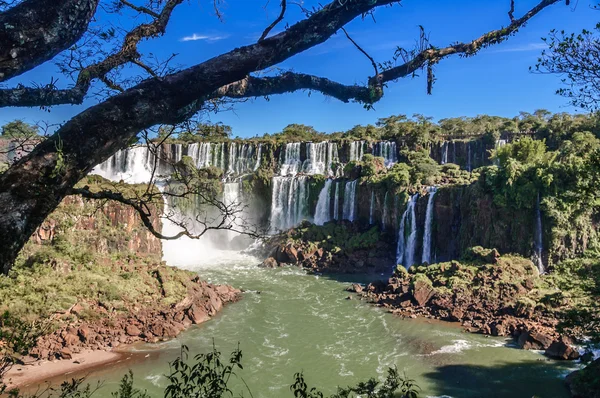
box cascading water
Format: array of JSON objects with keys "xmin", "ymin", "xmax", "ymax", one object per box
[
  {"xmin": 333, "ymin": 182, "xmax": 341, "ymax": 220},
  {"xmin": 314, "ymin": 179, "xmax": 333, "ymax": 225},
  {"xmin": 533, "ymin": 193, "xmax": 545, "ymax": 274},
  {"xmin": 349, "ymin": 141, "xmax": 365, "ymax": 162},
  {"xmin": 304, "ymin": 142, "xmax": 338, "ymax": 176},
  {"xmin": 396, "ymin": 194, "xmax": 419, "ymax": 268},
  {"xmin": 227, "ymin": 143, "xmax": 260, "ymax": 177},
  {"xmin": 421, "ymin": 187, "xmax": 438, "ymax": 264},
  {"xmin": 269, "ymin": 176, "xmax": 309, "ymax": 232},
  {"xmin": 253, "ymin": 144, "xmax": 262, "ymax": 171},
  {"xmin": 467, "ymin": 142, "xmax": 472, "ymax": 172},
  {"xmin": 93, "ymin": 145, "xmax": 155, "ymax": 184},
  {"xmin": 369, "ymin": 190, "xmax": 375, "ymax": 225},
  {"xmin": 375, "ymin": 141, "xmax": 398, "ymax": 167},
  {"xmin": 441, "ymin": 142, "xmax": 448, "ymax": 165},
  {"xmin": 223, "ymin": 182, "xmax": 242, "ymax": 241},
  {"xmin": 342, "ymin": 180, "xmax": 358, "ymax": 221},
  {"xmin": 280, "ymin": 143, "xmax": 302, "ymax": 176}
]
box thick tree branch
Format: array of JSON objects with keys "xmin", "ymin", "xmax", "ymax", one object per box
[
  {"xmin": 0, "ymin": 0, "xmax": 183, "ymax": 107},
  {"xmin": 0, "ymin": 0, "xmax": 99, "ymax": 82}
]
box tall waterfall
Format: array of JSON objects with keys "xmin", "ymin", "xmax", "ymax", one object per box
[
  {"xmin": 375, "ymin": 141, "xmax": 398, "ymax": 167},
  {"xmin": 467, "ymin": 142, "xmax": 472, "ymax": 172},
  {"xmin": 188, "ymin": 142, "xmax": 226, "ymax": 169},
  {"xmin": 396, "ymin": 194, "xmax": 419, "ymax": 268},
  {"xmin": 342, "ymin": 180, "xmax": 358, "ymax": 221},
  {"xmin": 421, "ymin": 187, "xmax": 438, "ymax": 264},
  {"xmin": 369, "ymin": 190, "xmax": 375, "ymax": 225},
  {"xmin": 314, "ymin": 179, "xmax": 333, "ymax": 225},
  {"xmin": 227, "ymin": 142, "xmax": 260, "ymax": 177},
  {"xmin": 304, "ymin": 142, "xmax": 339, "ymax": 176},
  {"xmin": 280, "ymin": 143, "xmax": 302, "ymax": 176},
  {"xmin": 533, "ymin": 193, "xmax": 545, "ymax": 274},
  {"xmin": 269, "ymin": 176, "xmax": 309, "ymax": 232},
  {"xmin": 333, "ymin": 182, "xmax": 341, "ymax": 220},
  {"xmin": 349, "ymin": 141, "xmax": 365, "ymax": 162},
  {"xmin": 441, "ymin": 142, "xmax": 449, "ymax": 165},
  {"xmin": 253, "ymin": 144, "xmax": 262, "ymax": 171}
]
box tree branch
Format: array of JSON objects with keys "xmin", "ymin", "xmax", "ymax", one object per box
[
  {"xmin": 341, "ymin": 27, "xmax": 378, "ymax": 75},
  {"xmin": 0, "ymin": 0, "xmax": 183, "ymax": 107},
  {"xmin": 0, "ymin": 0, "xmax": 99, "ymax": 82},
  {"xmin": 259, "ymin": 0, "xmax": 287, "ymax": 42}
]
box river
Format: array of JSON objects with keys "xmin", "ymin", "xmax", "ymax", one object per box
[{"xmin": 69, "ymin": 252, "xmax": 575, "ymax": 398}]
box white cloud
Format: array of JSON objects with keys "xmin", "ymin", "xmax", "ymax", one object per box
[
  {"xmin": 180, "ymin": 33, "xmax": 229, "ymax": 42},
  {"xmin": 492, "ymin": 42, "xmax": 547, "ymax": 53}
]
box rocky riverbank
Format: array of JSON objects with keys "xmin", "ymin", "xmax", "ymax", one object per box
[
  {"xmin": 349, "ymin": 247, "xmax": 585, "ymax": 360},
  {"xmin": 27, "ymin": 263, "xmax": 240, "ymax": 362}
]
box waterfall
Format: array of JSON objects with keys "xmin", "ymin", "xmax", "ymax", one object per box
[
  {"xmin": 369, "ymin": 190, "xmax": 375, "ymax": 225},
  {"xmin": 452, "ymin": 142, "xmax": 456, "ymax": 164},
  {"xmin": 93, "ymin": 145, "xmax": 155, "ymax": 184},
  {"xmin": 342, "ymin": 180, "xmax": 358, "ymax": 221},
  {"xmin": 269, "ymin": 176, "xmax": 309, "ymax": 232},
  {"xmin": 396, "ymin": 194, "xmax": 419, "ymax": 268},
  {"xmin": 304, "ymin": 142, "xmax": 329, "ymax": 175},
  {"xmin": 381, "ymin": 191, "xmax": 389, "ymax": 231},
  {"xmin": 421, "ymin": 187, "xmax": 438, "ymax": 264},
  {"xmin": 375, "ymin": 141, "xmax": 398, "ymax": 167},
  {"xmin": 314, "ymin": 179, "xmax": 333, "ymax": 225},
  {"xmin": 253, "ymin": 143, "xmax": 262, "ymax": 171},
  {"xmin": 280, "ymin": 143, "xmax": 302, "ymax": 176},
  {"xmin": 467, "ymin": 142, "xmax": 472, "ymax": 172},
  {"xmin": 533, "ymin": 193, "xmax": 545, "ymax": 274},
  {"xmin": 349, "ymin": 141, "xmax": 365, "ymax": 162},
  {"xmin": 227, "ymin": 143, "xmax": 259, "ymax": 177},
  {"xmin": 327, "ymin": 142, "xmax": 340, "ymax": 176},
  {"xmin": 441, "ymin": 142, "xmax": 448, "ymax": 165},
  {"xmin": 333, "ymin": 182, "xmax": 341, "ymax": 220}
]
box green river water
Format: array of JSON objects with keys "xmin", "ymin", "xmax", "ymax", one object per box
[{"xmin": 59, "ymin": 252, "xmax": 578, "ymax": 398}]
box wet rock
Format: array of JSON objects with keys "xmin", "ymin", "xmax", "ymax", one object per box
[
  {"xmin": 544, "ymin": 337, "xmax": 580, "ymax": 360},
  {"xmin": 260, "ymin": 257, "xmax": 279, "ymax": 268},
  {"xmin": 517, "ymin": 330, "xmax": 553, "ymax": 350}
]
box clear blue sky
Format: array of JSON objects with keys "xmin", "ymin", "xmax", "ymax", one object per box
[{"xmin": 1, "ymin": 0, "xmax": 597, "ymax": 137}]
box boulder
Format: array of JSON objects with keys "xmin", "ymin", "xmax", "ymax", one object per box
[
  {"xmin": 125, "ymin": 324, "xmax": 141, "ymax": 337},
  {"xmin": 517, "ymin": 330, "xmax": 553, "ymax": 350},
  {"xmin": 544, "ymin": 337, "xmax": 580, "ymax": 360},
  {"xmin": 260, "ymin": 257, "xmax": 279, "ymax": 268},
  {"xmin": 59, "ymin": 348, "xmax": 73, "ymax": 360},
  {"xmin": 412, "ymin": 279, "xmax": 435, "ymax": 307},
  {"xmin": 187, "ymin": 304, "xmax": 209, "ymax": 324}
]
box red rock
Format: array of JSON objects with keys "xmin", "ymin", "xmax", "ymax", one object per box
[
  {"xmin": 517, "ymin": 330, "xmax": 554, "ymax": 350},
  {"xmin": 187, "ymin": 304, "xmax": 209, "ymax": 324},
  {"xmin": 125, "ymin": 325, "xmax": 141, "ymax": 337},
  {"xmin": 412, "ymin": 280, "xmax": 435, "ymax": 307},
  {"xmin": 78, "ymin": 326, "xmax": 91, "ymax": 341},
  {"xmin": 59, "ymin": 348, "xmax": 73, "ymax": 360},
  {"xmin": 260, "ymin": 257, "xmax": 278, "ymax": 268},
  {"xmin": 545, "ymin": 337, "xmax": 580, "ymax": 360}
]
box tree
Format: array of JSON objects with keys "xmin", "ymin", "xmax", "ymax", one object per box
[
  {"xmin": 534, "ymin": 23, "xmax": 600, "ymax": 110},
  {"xmin": 0, "ymin": 0, "xmax": 567, "ymax": 273},
  {"xmin": 1, "ymin": 120, "xmax": 39, "ymax": 139}
]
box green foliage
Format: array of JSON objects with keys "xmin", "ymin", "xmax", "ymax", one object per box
[
  {"xmin": 164, "ymin": 344, "xmax": 244, "ymax": 398},
  {"xmin": 534, "ymin": 24, "xmax": 600, "ymax": 111},
  {"xmin": 292, "ymin": 224, "xmax": 381, "ymax": 254},
  {"xmin": 1, "ymin": 120, "xmax": 39, "ymax": 139}
]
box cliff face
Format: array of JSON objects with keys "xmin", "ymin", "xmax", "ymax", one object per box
[
  {"xmin": 431, "ymin": 185, "xmax": 538, "ymax": 263},
  {"xmin": 27, "ymin": 186, "xmax": 162, "ymax": 258}
]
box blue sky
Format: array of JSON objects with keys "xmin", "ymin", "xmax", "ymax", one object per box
[{"xmin": 1, "ymin": 0, "xmax": 597, "ymax": 137}]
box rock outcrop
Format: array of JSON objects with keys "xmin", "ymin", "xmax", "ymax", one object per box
[{"xmin": 29, "ymin": 273, "xmax": 240, "ymax": 361}]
